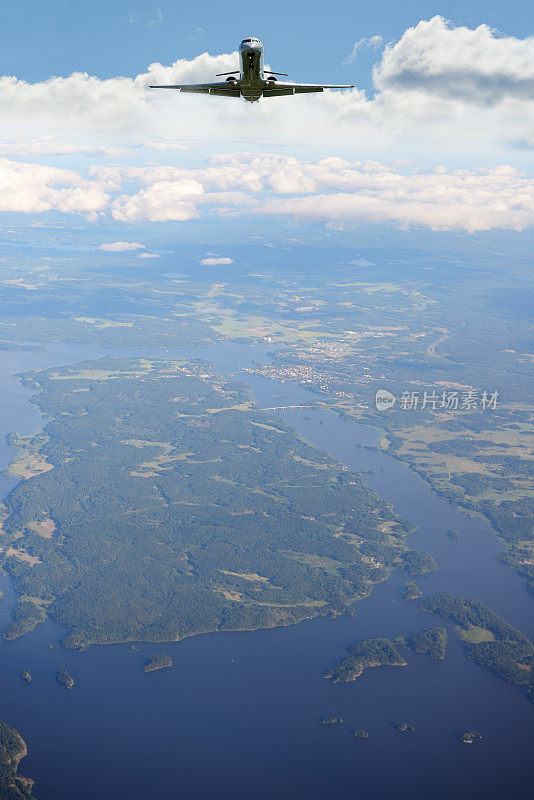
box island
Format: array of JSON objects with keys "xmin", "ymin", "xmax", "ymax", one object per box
[
  {"xmin": 461, "ymin": 730, "xmax": 483, "ymax": 744},
  {"xmin": 0, "ymin": 721, "xmax": 36, "ymax": 798},
  {"xmin": 2, "ymin": 601, "xmax": 46, "ymax": 641},
  {"xmin": 56, "ymin": 669, "xmax": 75, "ymax": 690},
  {"xmin": 400, "ymin": 550, "xmax": 437, "ymax": 576},
  {"xmin": 446, "ymin": 529, "xmax": 460, "ymax": 540},
  {"xmin": 144, "ymin": 654, "xmax": 173, "ymax": 673},
  {"xmin": 1, "ymin": 358, "xmax": 411, "ymax": 649},
  {"xmin": 393, "ymin": 721, "xmax": 415, "ymax": 733},
  {"xmin": 325, "ymin": 638, "xmax": 407, "ymax": 683},
  {"xmin": 406, "ymin": 627, "xmax": 447, "ymax": 661},
  {"xmin": 401, "ymin": 581, "xmax": 422, "ymax": 600},
  {"xmin": 353, "ymin": 730, "xmax": 369, "ymax": 739},
  {"xmin": 320, "ymin": 716, "xmax": 343, "ymax": 726},
  {"xmin": 20, "ymin": 670, "xmax": 31, "ymax": 684},
  {"xmin": 421, "ymin": 594, "xmax": 534, "ymax": 699}
]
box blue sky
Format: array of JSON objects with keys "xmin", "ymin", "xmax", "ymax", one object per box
[
  {"xmin": 1, "ymin": 0, "xmax": 532, "ymax": 88},
  {"xmin": 0, "ymin": 4, "xmax": 533, "ymax": 236}
]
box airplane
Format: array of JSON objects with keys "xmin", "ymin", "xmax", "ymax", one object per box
[{"xmin": 149, "ymin": 37, "xmax": 354, "ymax": 102}]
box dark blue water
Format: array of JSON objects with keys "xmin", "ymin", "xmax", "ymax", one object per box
[{"xmin": 0, "ymin": 343, "xmax": 532, "ymax": 800}]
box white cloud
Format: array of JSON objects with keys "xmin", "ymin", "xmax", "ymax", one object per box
[
  {"xmin": 374, "ymin": 16, "xmax": 534, "ymax": 105},
  {"xmin": 111, "ymin": 178, "xmax": 203, "ymax": 222},
  {"xmin": 0, "ymin": 19, "xmax": 532, "ymax": 158},
  {"xmin": 0, "ymin": 18, "xmax": 533, "ymax": 233},
  {"xmin": 344, "ymin": 35, "xmax": 383, "ymax": 65},
  {"xmin": 0, "ymin": 158, "xmax": 108, "ymax": 217},
  {"xmin": 0, "ymin": 139, "xmax": 130, "ymax": 158},
  {"xmin": 98, "ymin": 241, "xmax": 145, "ymax": 252},
  {"xmin": 138, "ymin": 252, "xmax": 159, "ymax": 259},
  {"xmin": 96, "ymin": 155, "xmax": 534, "ymax": 232},
  {"xmin": 1, "ymin": 154, "xmax": 534, "ymax": 233},
  {"xmin": 200, "ymin": 257, "xmax": 234, "ymax": 265}
]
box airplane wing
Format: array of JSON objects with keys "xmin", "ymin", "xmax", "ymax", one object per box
[
  {"xmin": 149, "ymin": 82, "xmax": 241, "ymax": 97},
  {"xmin": 262, "ymin": 81, "xmax": 353, "ymax": 97}
]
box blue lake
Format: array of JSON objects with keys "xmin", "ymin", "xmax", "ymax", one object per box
[{"xmin": 0, "ymin": 342, "xmax": 532, "ymax": 800}]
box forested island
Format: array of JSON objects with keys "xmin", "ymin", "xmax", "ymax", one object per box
[
  {"xmin": 406, "ymin": 627, "xmax": 447, "ymax": 661},
  {"xmin": 56, "ymin": 670, "xmax": 75, "ymax": 690},
  {"xmin": 0, "ymin": 722, "xmax": 36, "ymax": 799},
  {"xmin": 422, "ymin": 594, "xmax": 534, "ymax": 698},
  {"xmin": 144, "ymin": 654, "xmax": 173, "ymax": 673},
  {"xmin": 0, "ymin": 358, "xmax": 415, "ymax": 649},
  {"xmin": 325, "ymin": 638, "xmax": 407, "ymax": 683},
  {"xmin": 400, "ymin": 550, "xmax": 437, "ymax": 576},
  {"xmin": 402, "ymin": 581, "xmax": 422, "ymax": 600},
  {"xmin": 1, "ymin": 601, "xmax": 46, "ymax": 641}
]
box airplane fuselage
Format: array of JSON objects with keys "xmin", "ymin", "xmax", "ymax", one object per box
[{"xmin": 238, "ymin": 37, "xmax": 267, "ymax": 102}]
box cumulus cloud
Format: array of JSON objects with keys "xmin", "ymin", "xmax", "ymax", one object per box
[
  {"xmin": 200, "ymin": 257, "xmax": 234, "ymax": 265},
  {"xmin": 374, "ymin": 16, "xmax": 534, "ymax": 105},
  {"xmin": 91, "ymin": 154, "xmax": 534, "ymax": 232},
  {"xmin": 138, "ymin": 252, "xmax": 159, "ymax": 259},
  {"xmin": 0, "ymin": 158, "xmax": 108, "ymax": 217},
  {"xmin": 1, "ymin": 154, "xmax": 534, "ymax": 232},
  {"xmin": 98, "ymin": 241, "xmax": 145, "ymax": 251},
  {"xmin": 0, "ymin": 18, "xmax": 532, "ymax": 157},
  {"xmin": 111, "ymin": 178, "xmax": 203, "ymax": 222}
]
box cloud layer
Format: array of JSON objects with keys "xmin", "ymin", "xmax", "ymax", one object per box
[
  {"xmin": 0, "ymin": 16, "xmax": 532, "ymax": 158},
  {"xmin": 1, "ymin": 154, "xmax": 533, "ymax": 232},
  {"xmin": 0, "ymin": 17, "xmax": 533, "ymax": 234}
]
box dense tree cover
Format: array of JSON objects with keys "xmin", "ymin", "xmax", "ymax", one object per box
[
  {"xmin": 407, "ymin": 627, "xmax": 447, "ymax": 660},
  {"xmin": 1, "ymin": 359, "xmax": 407, "ymax": 648},
  {"xmin": 449, "ymin": 473, "xmax": 513, "ymax": 495},
  {"xmin": 325, "ymin": 638, "xmax": 407, "ymax": 683},
  {"xmin": 400, "ymin": 550, "xmax": 437, "ymax": 576},
  {"xmin": 401, "ymin": 581, "xmax": 422, "ymax": 600},
  {"xmin": 1, "ymin": 602, "xmax": 46, "ymax": 641},
  {"xmin": 0, "ymin": 723, "xmax": 35, "ymax": 800},
  {"xmin": 144, "ymin": 655, "xmax": 172, "ymax": 672},
  {"xmin": 0, "ymin": 316, "xmax": 217, "ymax": 349},
  {"xmin": 422, "ymin": 594, "xmax": 534, "ymax": 697}
]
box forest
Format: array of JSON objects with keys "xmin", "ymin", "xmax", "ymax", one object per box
[
  {"xmin": 0, "ymin": 358, "xmax": 415, "ymax": 649},
  {"xmin": 406, "ymin": 627, "xmax": 447, "ymax": 660},
  {"xmin": 422, "ymin": 594, "xmax": 534, "ymax": 697},
  {"xmin": 0, "ymin": 723, "xmax": 35, "ymax": 800},
  {"xmin": 325, "ymin": 637, "xmax": 407, "ymax": 682}
]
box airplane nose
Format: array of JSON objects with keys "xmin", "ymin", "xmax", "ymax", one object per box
[{"xmin": 240, "ymin": 38, "xmax": 263, "ymax": 51}]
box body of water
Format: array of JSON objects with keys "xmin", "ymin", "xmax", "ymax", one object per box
[{"xmin": 0, "ymin": 342, "xmax": 532, "ymax": 800}]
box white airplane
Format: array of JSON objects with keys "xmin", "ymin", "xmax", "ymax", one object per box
[{"xmin": 150, "ymin": 37, "xmax": 353, "ymax": 102}]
